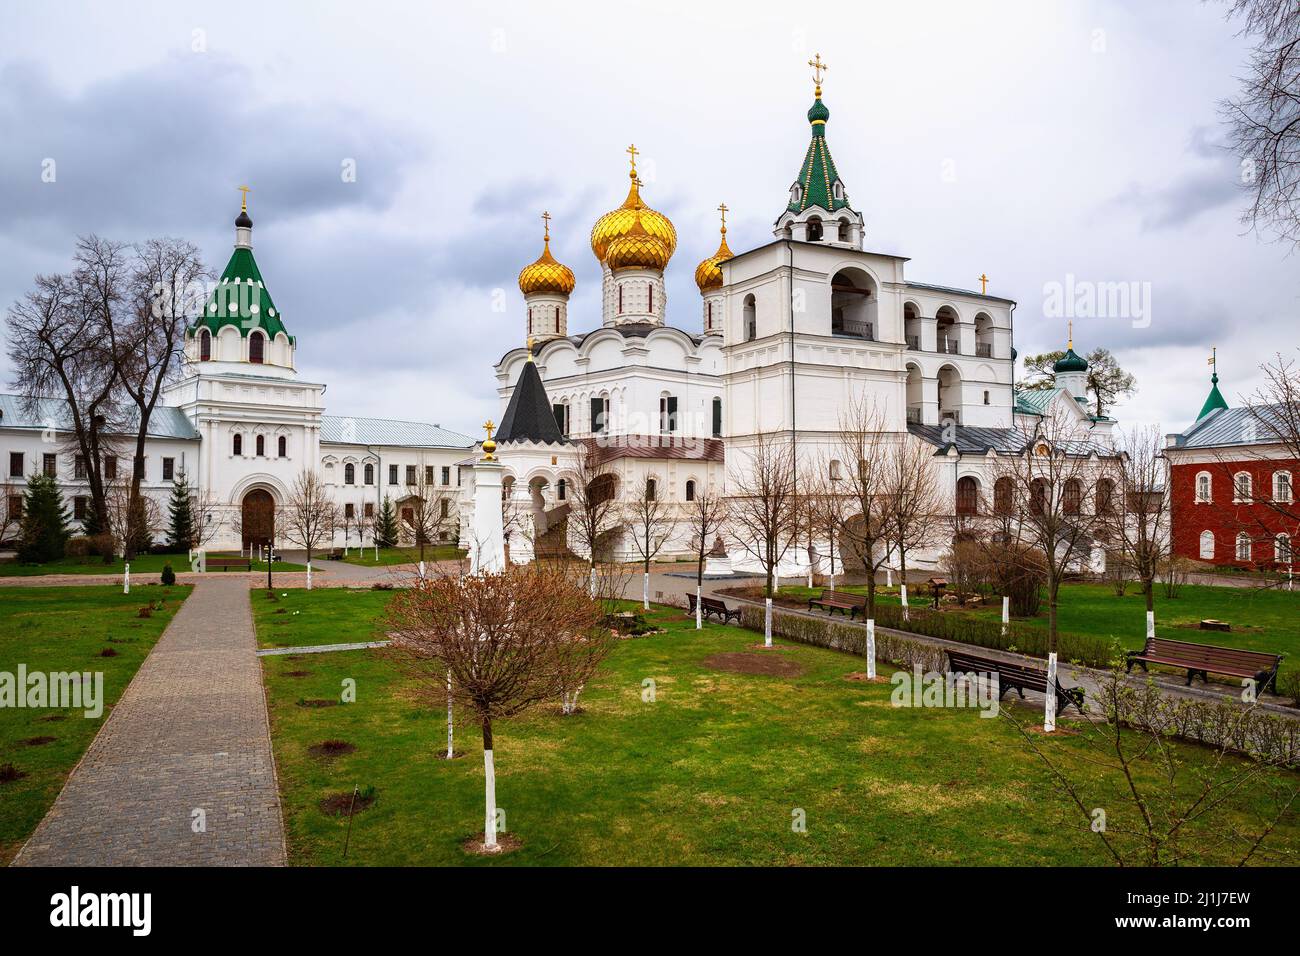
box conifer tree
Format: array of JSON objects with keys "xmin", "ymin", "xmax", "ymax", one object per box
[
  {"xmin": 168, "ymin": 469, "xmax": 195, "ymax": 551},
  {"xmin": 376, "ymin": 495, "xmax": 400, "ymax": 548},
  {"xmin": 18, "ymin": 473, "xmax": 70, "ymax": 563}
]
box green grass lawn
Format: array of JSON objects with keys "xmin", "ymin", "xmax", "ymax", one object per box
[
  {"xmin": 258, "ymin": 593, "xmax": 1300, "ymax": 866},
  {"xmin": 0, "ymin": 585, "xmax": 191, "ymax": 865},
  {"xmin": 334, "ymin": 546, "xmax": 465, "ymax": 567},
  {"xmin": 251, "ymin": 587, "xmax": 400, "ymax": 649},
  {"xmin": 0, "ymin": 552, "xmax": 305, "ymax": 576}
]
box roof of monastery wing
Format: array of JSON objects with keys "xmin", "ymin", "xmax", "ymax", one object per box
[
  {"xmin": 904, "ymin": 280, "xmax": 1016, "ymax": 306},
  {"xmin": 0, "ymin": 394, "xmax": 200, "ymax": 440},
  {"xmin": 319, "ymin": 415, "xmax": 475, "ymax": 448},
  {"xmin": 494, "ymin": 359, "xmax": 566, "ymax": 445},
  {"xmin": 499, "ymin": 322, "xmax": 707, "ymax": 368},
  {"xmin": 1172, "ymin": 404, "xmax": 1290, "ymax": 449},
  {"xmin": 1012, "ymin": 386, "xmax": 1112, "ymax": 423},
  {"xmin": 908, "ymin": 422, "xmax": 1112, "ymax": 457}
]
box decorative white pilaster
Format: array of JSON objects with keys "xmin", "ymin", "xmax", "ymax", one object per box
[{"xmin": 469, "ymin": 460, "xmax": 506, "ymax": 575}]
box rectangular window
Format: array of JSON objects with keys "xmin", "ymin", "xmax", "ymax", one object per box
[
  {"xmin": 590, "ymin": 396, "xmax": 606, "ymax": 434},
  {"xmin": 440, "ymin": 499, "xmax": 449, "ymax": 518},
  {"xmin": 711, "ymin": 398, "xmax": 722, "ymax": 438},
  {"xmin": 74, "ymin": 496, "xmax": 88, "ymax": 520},
  {"xmin": 388, "ymin": 464, "xmax": 398, "ymax": 485},
  {"xmin": 660, "ymin": 396, "xmax": 678, "ymax": 433},
  {"xmin": 7, "ymin": 495, "xmax": 22, "ymax": 521},
  {"xmin": 42, "ymin": 453, "xmax": 56, "ymax": 478},
  {"xmin": 553, "ymin": 403, "xmax": 569, "ymax": 436},
  {"xmin": 441, "ymin": 466, "xmax": 450, "ymax": 486},
  {"xmin": 344, "ymin": 503, "xmax": 355, "ymax": 519},
  {"xmin": 425, "ymin": 465, "xmax": 434, "ymax": 486},
  {"xmin": 74, "ymin": 455, "xmax": 87, "ymax": 480},
  {"xmin": 8, "ymin": 452, "xmax": 22, "ymax": 478},
  {"xmin": 162, "ymin": 457, "xmax": 175, "ymax": 481},
  {"xmin": 406, "ymin": 465, "xmax": 416, "ymax": 486},
  {"xmin": 104, "ymin": 456, "xmax": 117, "ymax": 480},
  {"xmin": 363, "ymin": 502, "xmax": 374, "ymax": 519}
]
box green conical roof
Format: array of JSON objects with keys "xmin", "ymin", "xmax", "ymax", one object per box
[
  {"xmin": 192, "ymin": 211, "xmax": 291, "ymax": 342},
  {"xmin": 1197, "ymin": 373, "xmax": 1228, "ymax": 421},
  {"xmin": 787, "ymin": 92, "xmax": 851, "ymax": 214}
]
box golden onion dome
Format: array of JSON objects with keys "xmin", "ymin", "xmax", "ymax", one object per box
[
  {"xmin": 517, "ymin": 213, "xmax": 575, "ymax": 296},
  {"xmin": 606, "ymin": 211, "xmax": 670, "ymax": 273},
  {"xmin": 590, "ymin": 146, "xmax": 677, "ymax": 263},
  {"xmin": 694, "ymin": 205, "xmax": 734, "ymax": 291}
]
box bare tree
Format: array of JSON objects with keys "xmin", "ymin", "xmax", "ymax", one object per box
[
  {"xmin": 682, "ymin": 486, "xmax": 728, "ymax": 628},
  {"xmin": 884, "ymin": 435, "xmax": 945, "ymax": 618},
  {"xmin": 1243, "ymin": 353, "xmax": 1300, "ymax": 532},
  {"xmin": 281, "ymin": 470, "xmax": 338, "ymax": 566},
  {"xmin": 101, "ymin": 474, "xmax": 161, "ymax": 560},
  {"xmin": 1107, "ymin": 426, "xmax": 1172, "ymax": 620},
  {"xmin": 1220, "ymin": 0, "xmax": 1300, "ymax": 247},
  {"xmin": 566, "ymin": 443, "xmax": 623, "ymax": 592},
  {"xmin": 832, "ymin": 398, "xmax": 896, "ymax": 620},
  {"xmin": 403, "ymin": 460, "xmax": 456, "ymax": 563},
  {"xmin": 727, "ymin": 430, "xmax": 799, "ymax": 599},
  {"xmin": 623, "ymin": 476, "xmax": 673, "ymax": 609},
  {"xmin": 6, "ymin": 267, "xmax": 124, "ymax": 534},
  {"xmin": 805, "ymin": 457, "xmax": 852, "ymax": 589},
  {"xmin": 386, "ymin": 563, "xmax": 613, "ymax": 852}
]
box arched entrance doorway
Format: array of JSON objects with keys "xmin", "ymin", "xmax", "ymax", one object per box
[{"xmin": 241, "ymin": 489, "xmax": 275, "ymax": 549}]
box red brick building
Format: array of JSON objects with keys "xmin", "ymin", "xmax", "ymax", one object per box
[{"xmin": 1165, "ymin": 372, "xmax": 1297, "ymax": 569}]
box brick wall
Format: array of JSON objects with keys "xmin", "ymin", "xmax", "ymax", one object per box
[{"xmin": 1169, "ymin": 456, "xmax": 1297, "ymax": 566}]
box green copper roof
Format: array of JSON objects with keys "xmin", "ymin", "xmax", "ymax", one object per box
[
  {"xmin": 1197, "ymin": 373, "xmax": 1229, "ymax": 421},
  {"xmin": 192, "ymin": 246, "xmax": 291, "ymax": 342},
  {"xmin": 787, "ymin": 95, "xmax": 851, "ymax": 214},
  {"xmin": 1053, "ymin": 347, "xmax": 1088, "ymax": 373}
]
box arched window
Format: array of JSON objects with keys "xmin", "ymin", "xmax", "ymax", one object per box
[
  {"xmin": 199, "ymin": 329, "xmax": 212, "ymax": 361},
  {"xmin": 1030, "ymin": 478, "xmax": 1049, "ymax": 516},
  {"xmin": 712, "ymin": 396, "xmax": 723, "ymax": 437},
  {"xmin": 1096, "ymin": 478, "xmax": 1115, "ymax": 515},
  {"xmin": 743, "ymin": 295, "xmax": 757, "ymax": 342},
  {"xmin": 249, "ymin": 331, "xmax": 265, "ymax": 364},
  {"xmin": 1236, "ymin": 531, "xmax": 1252, "ymax": 562},
  {"xmin": 1274, "ymin": 470, "xmax": 1293, "ymax": 503},
  {"xmin": 232, "ymin": 433, "xmax": 243, "ymax": 456},
  {"xmin": 344, "ymin": 463, "xmax": 355, "ymax": 485},
  {"xmin": 994, "ymin": 477, "xmax": 1014, "ymax": 515},
  {"xmin": 364, "ymin": 463, "xmax": 374, "ymax": 485},
  {"xmin": 1195, "ymin": 472, "xmax": 1212, "ymax": 503},
  {"xmin": 645, "ymin": 478, "xmax": 657, "ymax": 502},
  {"xmin": 1234, "ymin": 472, "xmax": 1252, "ymax": 502},
  {"xmin": 685, "ymin": 479, "xmax": 696, "ymax": 502},
  {"xmin": 277, "ymin": 435, "xmax": 287, "ymax": 458},
  {"xmin": 829, "ymin": 459, "xmax": 843, "ymax": 481},
  {"xmin": 1277, "ymin": 533, "xmax": 1293, "ymax": 564},
  {"xmin": 1199, "ymin": 530, "xmax": 1215, "ymax": 559},
  {"xmin": 557, "ymin": 479, "xmax": 566, "ymax": 502},
  {"xmin": 1063, "ymin": 478, "xmax": 1082, "ymax": 515},
  {"xmin": 255, "ymin": 434, "xmax": 265, "ymax": 457},
  {"xmin": 956, "ymin": 476, "xmax": 979, "ymax": 516},
  {"xmin": 837, "ymin": 218, "xmax": 850, "ymax": 242},
  {"xmin": 806, "ymin": 216, "xmax": 823, "ymax": 241},
  {"xmin": 618, "ymin": 285, "xmax": 623, "ymax": 314}
]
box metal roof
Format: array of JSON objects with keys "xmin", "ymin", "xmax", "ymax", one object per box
[
  {"xmin": 320, "ymin": 414, "xmax": 476, "ymax": 449},
  {"xmin": 1173, "ymin": 404, "xmax": 1293, "ymax": 449},
  {"xmin": 0, "ymin": 394, "xmax": 200, "ymax": 440},
  {"xmin": 908, "ymin": 422, "xmax": 1111, "ymax": 457}
]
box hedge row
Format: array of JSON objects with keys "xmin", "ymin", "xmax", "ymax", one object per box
[{"xmin": 737, "ymin": 605, "xmax": 947, "ymax": 673}]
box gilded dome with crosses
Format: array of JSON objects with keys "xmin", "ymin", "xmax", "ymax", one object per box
[
  {"xmin": 694, "ymin": 203, "xmax": 734, "ymax": 291},
  {"xmin": 518, "ymin": 212, "xmax": 576, "ymax": 296},
  {"xmin": 590, "ymin": 144, "xmax": 677, "ymax": 264},
  {"xmin": 605, "ymin": 210, "xmax": 671, "ymax": 272}
]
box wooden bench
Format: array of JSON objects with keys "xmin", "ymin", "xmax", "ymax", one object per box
[
  {"xmin": 685, "ymin": 593, "xmax": 742, "ymax": 625},
  {"xmin": 808, "ymin": 589, "xmax": 868, "ymax": 619},
  {"xmin": 1126, "ymin": 637, "xmax": 1283, "ymax": 693},
  {"xmin": 947, "ymin": 649, "xmax": 1086, "ymax": 715},
  {"xmin": 206, "ymin": 556, "xmax": 252, "ymax": 572}
]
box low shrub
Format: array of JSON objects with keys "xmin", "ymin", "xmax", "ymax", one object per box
[
  {"xmin": 160, "ymin": 563, "xmax": 176, "ymax": 586},
  {"xmin": 738, "ymin": 605, "xmax": 947, "ymax": 673},
  {"xmin": 65, "ymin": 536, "xmax": 94, "ymax": 558}
]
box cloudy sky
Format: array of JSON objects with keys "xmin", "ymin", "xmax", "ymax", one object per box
[{"xmin": 2, "ymin": 0, "xmax": 1295, "ymax": 436}]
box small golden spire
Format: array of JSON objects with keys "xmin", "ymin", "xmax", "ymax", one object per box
[
  {"xmin": 237, "ymin": 184, "xmax": 251, "ymax": 212},
  {"xmin": 808, "ymin": 53, "xmax": 828, "ymax": 96},
  {"xmin": 482, "ymin": 419, "xmax": 497, "ymax": 461},
  {"xmin": 526, "ymin": 336, "xmax": 535, "ymax": 363},
  {"xmin": 1067, "ymin": 320, "xmax": 1074, "ymax": 351},
  {"xmin": 978, "ymin": 273, "xmax": 989, "ymax": 295}
]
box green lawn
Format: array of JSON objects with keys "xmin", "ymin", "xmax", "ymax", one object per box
[
  {"xmin": 0, "ymin": 552, "xmax": 305, "ymax": 576},
  {"xmin": 258, "ymin": 593, "xmax": 1300, "ymax": 866},
  {"xmin": 251, "ymin": 587, "xmax": 400, "ymax": 649},
  {"xmin": 0, "ymin": 585, "xmax": 191, "ymax": 865},
  {"xmin": 334, "ymin": 546, "xmax": 465, "ymax": 567}
]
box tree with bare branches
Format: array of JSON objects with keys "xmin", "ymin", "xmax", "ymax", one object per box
[
  {"xmin": 386, "ymin": 563, "xmax": 613, "ymax": 852},
  {"xmin": 805, "ymin": 457, "xmax": 851, "ymax": 590},
  {"xmin": 403, "ymin": 461, "xmax": 456, "ymax": 564},
  {"xmin": 1106, "ymin": 426, "xmax": 1172, "ymax": 628},
  {"xmin": 727, "ymin": 431, "xmax": 798, "ymax": 645},
  {"xmin": 683, "ymin": 486, "xmax": 728, "ymax": 629},
  {"xmin": 884, "ymin": 436, "xmax": 944, "ymax": 619},
  {"xmin": 281, "ymin": 470, "xmax": 338, "ymax": 567},
  {"xmin": 832, "ymin": 398, "xmax": 897, "ymax": 620},
  {"xmin": 623, "ymin": 476, "xmax": 673, "ymax": 609},
  {"xmin": 566, "ymin": 443, "xmax": 623, "ymax": 594}
]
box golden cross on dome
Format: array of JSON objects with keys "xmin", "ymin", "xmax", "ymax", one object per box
[
  {"xmin": 483, "ymin": 419, "xmax": 495, "ymax": 440},
  {"xmin": 626, "ymin": 143, "xmax": 639, "ymax": 173},
  {"xmin": 542, "ymin": 210, "xmax": 551, "ymax": 242},
  {"xmin": 237, "ymin": 184, "xmax": 251, "ymax": 212},
  {"xmin": 808, "ymin": 53, "xmax": 828, "ymax": 87},
  {"xmin": 718, "ymin": 202, "xmax": 729, "ymax": 230},
  {"xmin": 978, "ymin": 273, "xmax": 989, "ymax": 295},
  {"xmin": 1067, "ymin": 320, "xmax": 1074, "ymax": 350}
]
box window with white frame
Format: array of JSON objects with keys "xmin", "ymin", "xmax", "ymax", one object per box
[
  {"xmin": 1236, "ymin": 531, "xmax": 1251, "ymax": 562},
  {"xmin": 1275, "ymin": 533, "xmax": 1292, "ymax": 564},
  {"xmin": 1195, "ymin": 471, "xmax": 1211, "ymax": 502},
  {"xmin": 1233, "ymin": 472, "xmax": 1252, "ymax": 502},
  {"xmin": 1274, "ymin": 470, "xmax": 1293, "ymax": 503},
  {"xmin": 1199, "ymin": 530, "xmax": 1214, "ymax": 559}
]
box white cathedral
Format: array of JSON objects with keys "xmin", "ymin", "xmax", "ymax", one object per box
[{"xmin": 1, "ymin": 61, "xmax": 1116, "ymax": 569}]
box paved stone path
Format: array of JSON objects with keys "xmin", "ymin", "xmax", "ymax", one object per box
[{"xmin": 14, "ymin": 576, "xmax": 286, "ymax": 866}]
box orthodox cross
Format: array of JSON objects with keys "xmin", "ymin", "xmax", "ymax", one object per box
[
  {"xmin": 808, "ymin": 53, "xmax": 828, "ymax": 87},
  {"xmin": 978, "ymin": 273, "xmax": 989, "ymax": 295},
  {"xmin": 626, "ymin": 143, "xmax": 639, "ymax": 174},
  {"xmin": 237, "ymin": 184, "xmax": 251, "ymax": 212},
  {"xmin": 542, "ymin": 210, "xmax": 551, "ymax": 242}
]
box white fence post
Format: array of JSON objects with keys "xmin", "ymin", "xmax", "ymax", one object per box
[
  {"xmin": 1044, "ymin": 652, "xmax": 1058, "ymax": 733},
  {"xmin": 866, "ymin": 619, "xmax": 876, "ymax": 680},
  {"xmin": 123, "ymin": 563, "xmax": 130, "ymax": 595}
]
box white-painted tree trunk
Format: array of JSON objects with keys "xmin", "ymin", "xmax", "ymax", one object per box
[
  {"xmin": 123, "ymin": 563, "xmax": 130, "ymax": 595},
  {"xmin": 900, "ymin": 584, "xmax": 909, "ymax": 622},
  {"xmin": 643, "ymin": 571, "xmax": 650, "ymax": 610},
  {"xmin": 306, "ymin": 561, "xmax": 312, "ymax": 591},
  {"xmin": 1044, "ymin": 652, "xmax": 1058, "ymax": 733},
  {"xmin": 1001, "ymin": 596, "xmax": 1010, "ymax": 637},
  {"xmin": 589, "ymin": 566, "xmax": 596, "ymax": 598},
  {"xmin": 1145, "ymin": 609, "xmax": 1155, "ymax": 642},
  {"xmin": 483, "ymin": 749, "xmax": 499, "ymax": 851},
  {"xmin": 866, "ymin": 618, "xmax": 876, "ymax": 680},
  {"xmin": 446, "ymin": 671, "xmax": 454, "ymax": 759},
  {"xmin": 764, "ymin": 597, "xmax": 773, "ymax": 648},
  {"xmin": 418, "ymin": 560, "xmax": 425, "ymax": 580},
  {"xmin": 695, "ymin": 585, "xmax": 702, "ymax": 630},
  {"xmin": 807, "ymin": 565, "xmax": 813, "ymax": 588},
  {"xmin": 886, "ymin": 568, "xmax": 892, "ymax": 588}
]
